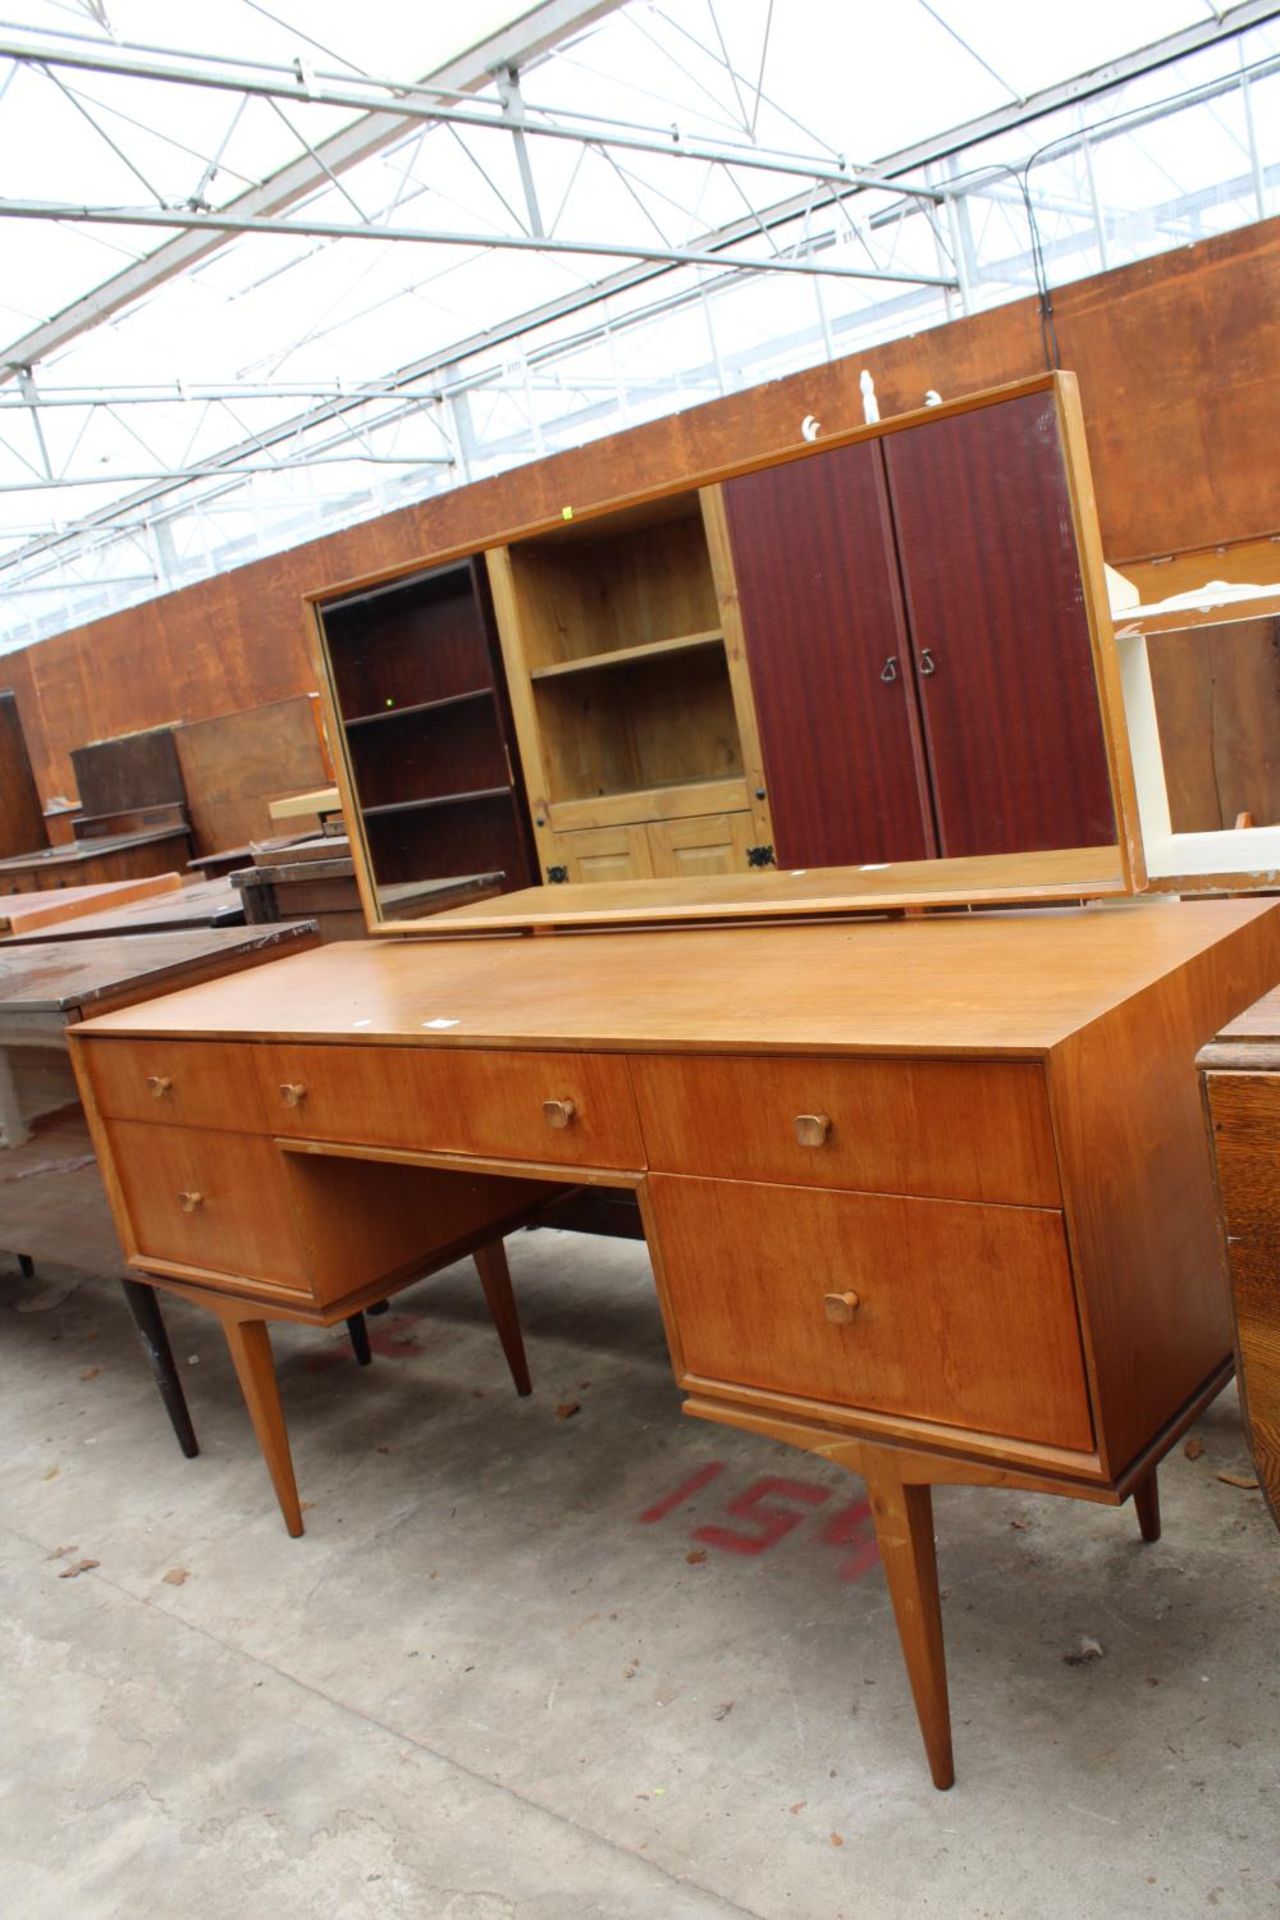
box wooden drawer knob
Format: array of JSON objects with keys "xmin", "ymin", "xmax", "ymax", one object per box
[
  {"xmin": 794, "ymin": 1112, "xmax": 831, "ymax": 1148},
  {"xmin": 542, "ymin": 1098, "xmax": 576, "ymax": 1130},
  {"xmin": 147, "ymin": 1075, "xmax": 173, "ymax": 1098},
  {"xmin": 823, "ymin": 1290, "xmax": 860, "ymax": 1324},
  {"xmin": 178, "ymin": 1190, "xmax": 204, "ymax": 1213},
  {"xmin": 278, "ymin": 1083, "xmax": 308, "ymax": 1107}
]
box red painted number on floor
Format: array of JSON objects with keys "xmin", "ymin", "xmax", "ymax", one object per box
[{"xmin": 640, "ymin": 1466, "xmax": 881, "ymax": 1584}]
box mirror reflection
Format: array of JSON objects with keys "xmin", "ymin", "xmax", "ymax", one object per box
[{"xmin": 316, "ymin": 377, "xmax": 1127, "ymax": 928}]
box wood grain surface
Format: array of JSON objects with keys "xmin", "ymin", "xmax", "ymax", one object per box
[
  {"xmin": 884, "ymin": 392, "xmax": 1115, "ymax": 857},
  {"xmin": 0, "ymin": 692, "xmax": 47, "ymax": 858},
  {"xmin": 723, "ymin": 439, "xmax": 933, "ymax": 866},
  {"xmin": 1199, "ymin": 1059, "xmax": 1280, "ymax": 1528},
  {"xmin": 647, "ymin": 1173, "xmax": 1093, "ymax": 1451},
  {"xmin": 69, "ymin": 898, "xmax": 1279, "ymax": 1057}
]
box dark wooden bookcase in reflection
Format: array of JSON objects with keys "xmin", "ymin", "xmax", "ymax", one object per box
[{"xmin": 315, "ymin": 558, "xmax": 535, "ymax": 913}]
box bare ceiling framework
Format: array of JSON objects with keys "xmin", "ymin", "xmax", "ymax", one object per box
[{"xmin": 0, "ymin": 0, "xmax": 1278, "ymax": 647}]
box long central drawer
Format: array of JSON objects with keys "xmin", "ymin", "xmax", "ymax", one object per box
[{"xmin": 254, "ymin": 1042, "xmax": 644, "ymax": 1170}]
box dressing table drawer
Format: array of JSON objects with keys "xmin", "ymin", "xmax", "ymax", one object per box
[
  {"xmin": 87, "ymin": 1038, "xmax": 267, "ymax": 1134},
  {"xmin": 647, "ymin": 1174, "xmax": 1092, "ymax": 1451},
  {"xmin": 630, "ymin": 1054, "xmax": 1059, "ymax": 1205},
  {"xmin": 254, "ymin": 1042, "xmax": 644, "ymax": 1171},
  {"xmin": 105, "ymin": 1119, "xmax": 312, "ymax": 1295}
]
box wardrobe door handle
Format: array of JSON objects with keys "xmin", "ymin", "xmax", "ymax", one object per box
[
  {"xmin": 880, "ymin": 656, "xmax": 898, "ymax": 683},
  {"xmin": 178, "ymin": 1190, "xmax": 204, "ymax": 1214},
  {"xmin": 823, "ymin": 1291, "xmax": 860, "ymax": 1325},
  {"xmin": 919, "ymin": 648, "xmax": 937, "ymax": 677}
]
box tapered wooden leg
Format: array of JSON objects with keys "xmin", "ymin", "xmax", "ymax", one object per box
[
  {"xmin": 1133, "ymin": 1468, "xmax": 1161, "ymax": 1542},
  {"xmin": 473, "ymin": 1239, "xmax": 531, "ymax": 1397},
  {"xmin": 121, "ymin": 1277, "xmax": 199, "ymax": 1459},
  {"xmin": 17, "ymin": 1252, "xmax": 34, "ymax": 1278},
  {"xmin": 366, "ymin": 1299, "xmax": 390, "ymax": 1316},
  {"xmin": 345, "ymin": 1311, "xmax": 372, "ymax": 1366},
  {"xmin": 221, "ymin": 1317, "xmax": 303, "ymax": 1537},
  {"xmin": 864, "ymin": 1460, "xmax": 954, "ymax": 1790}
]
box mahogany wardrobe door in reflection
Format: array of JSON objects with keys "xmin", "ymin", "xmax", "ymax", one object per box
[
  {"xmin": 723, "ymin": 439, "xmax": 935, "ymax": 869},
  {"xmin": 882, "ymin": 392, "xmax": 1115, "ymax": 858}
]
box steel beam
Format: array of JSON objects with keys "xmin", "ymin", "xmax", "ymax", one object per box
[
  {"xmin": 0, "ymin": 1, "xmax": 629, "ymax": 381},
  {"xmin": 0, "ymin": 24, "xmax": 941, "ymax": 202},
  {"xmin": 0, "ymin": 200, "xmax": 958, "ymax": 286},
  {"xmin": 0, "ymin": 455, "xmax": 454, "ymax": 493}
]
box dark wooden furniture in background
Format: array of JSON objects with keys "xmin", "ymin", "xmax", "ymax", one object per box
[
  {"xmin": 70, "ymin": 895, "xmax": 1279, "ymax": 1788},
  {"xmin": 1146, "ymin": 609, "xmax": 1280, "ymax": 831},
  {"xmin": 0, "ymin": 924, "xmax": 320, "ymax": 1452},
  {"xmin": 173, "ymin": 693, "xmax": 333, "ymax": 856},
  {"xmin": 2, "ymin": 875, "xmax": 242, "ymax": 944},
  {"xmin": 882, "ymin": 389, "xmax": 1116, "ymax": 857},
  {"xmin": 0, "ymin": 691, "xmax": 48, "ymax": 859},
  {"xmin": 1198, "ymin": 988, "xmax": 1280, "ymax": 1531},
  {"xmin": 42, "ymin": 801, "xmax": 82, "ymax": 847},
  {"xmin": 72, "ymin": 725, "xmax": 185, "ymax": 818},
  {"xmin": 0, "ymin": 873, "xmax": 183, "ymax": 938},
  {"xmin": 314, "ymin": 559, "xmax": 534, "ymax": 911},
  {"xmin": 0, "ymin": 826, "xmax": 195, "ymax": 896},
  {"xmin": 231, "ymin": 837, "xmax": 502, "ymax": 942},
  {"xmin": 725, "ymin": 388, "xmax": 1115, "ymax": 867},
  {"xmin": 724, "ymin": 438, "xmax": 934, "ymax": 868}
]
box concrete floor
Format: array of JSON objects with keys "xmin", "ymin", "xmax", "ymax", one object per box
[{"xmin": 1, "ymin": 1224, "xmax": 1277, "ymax": 1920}]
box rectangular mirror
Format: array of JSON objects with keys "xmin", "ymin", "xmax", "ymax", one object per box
[{"xmin": 309, "ymin": 372, "xmax": 1142, "ymax": 935}]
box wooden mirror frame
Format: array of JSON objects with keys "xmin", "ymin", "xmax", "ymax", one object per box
[{"xmin": 306, "ymin": 371, "xmax": 1146, "ymax": 937}]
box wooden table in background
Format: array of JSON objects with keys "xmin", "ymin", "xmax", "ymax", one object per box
[
  {"xmin": 0, "ymin": 922, "xmax": 320, "ymax": 1463},
  {"xmin": 0, "ymin": 872, "xmax": 183, "ymax": 938},
  {"xmin": 232, "ymin": 854, "xmax": 503, "ymax": 942},
  {"xmin": 0, "ymin": 825, "xmax": 194, "ymax": 894},
  {"xmin": 1, "ymin": 876, "xmax": 243, "ymax": 945}
]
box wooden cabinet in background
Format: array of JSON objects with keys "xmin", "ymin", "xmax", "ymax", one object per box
[
  {"xmin": 724, "ymin": 438, "xmax": 935, "ymax": 868},
  {"xmin": 883, "ymin": 388, "xmax": 1115, "ymax": 858},
  {"xmin": 559, "ymin": 812, "xmax": 754, "ymax": 883},
  {"xmin": 486, "ymin": 490, "xmax": 773, "ymax": 886},
  {"xmin": 0, "ymin": 691, "xmax": 47, "ymax": 859},
  {"xmin": 313, "ymin": 559, "xmax": 534, "ymax": 911},
  {"xmin": 724, "ymin": 384, "xmax": 1116, "ymax": 870}
]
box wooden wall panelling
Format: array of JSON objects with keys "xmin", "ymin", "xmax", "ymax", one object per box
[
  {"xmin": 1053, "ymin": 217, "xmax": 1280, "ymax": 562},
  {"xmin": 883, "ymin": 390, "xmax": 1116, "ymax": 858},
  {"xmin": 722, "ymin": 438, "xmax": 936, "ymax": 868},
  {"xmin": 173, "ymin": 693, "xmax": 333, "ymax": 856},
  {"xmin": 0, "ymin": 690, "xmax": 48, "ymax": 857},
  {"xmin": 1146, "ymin": 615, "xmax": 1280, "ymax": 831}
]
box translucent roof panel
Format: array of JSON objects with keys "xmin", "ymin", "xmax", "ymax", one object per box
[{"xmin": 0, "ymin": 0, "xmax": 1273, "ymax": 649}]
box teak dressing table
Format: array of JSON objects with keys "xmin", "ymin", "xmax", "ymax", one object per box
[{"xmin": 68, "ymin": 890, "xmax": 1280, "ymax": 1790}]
